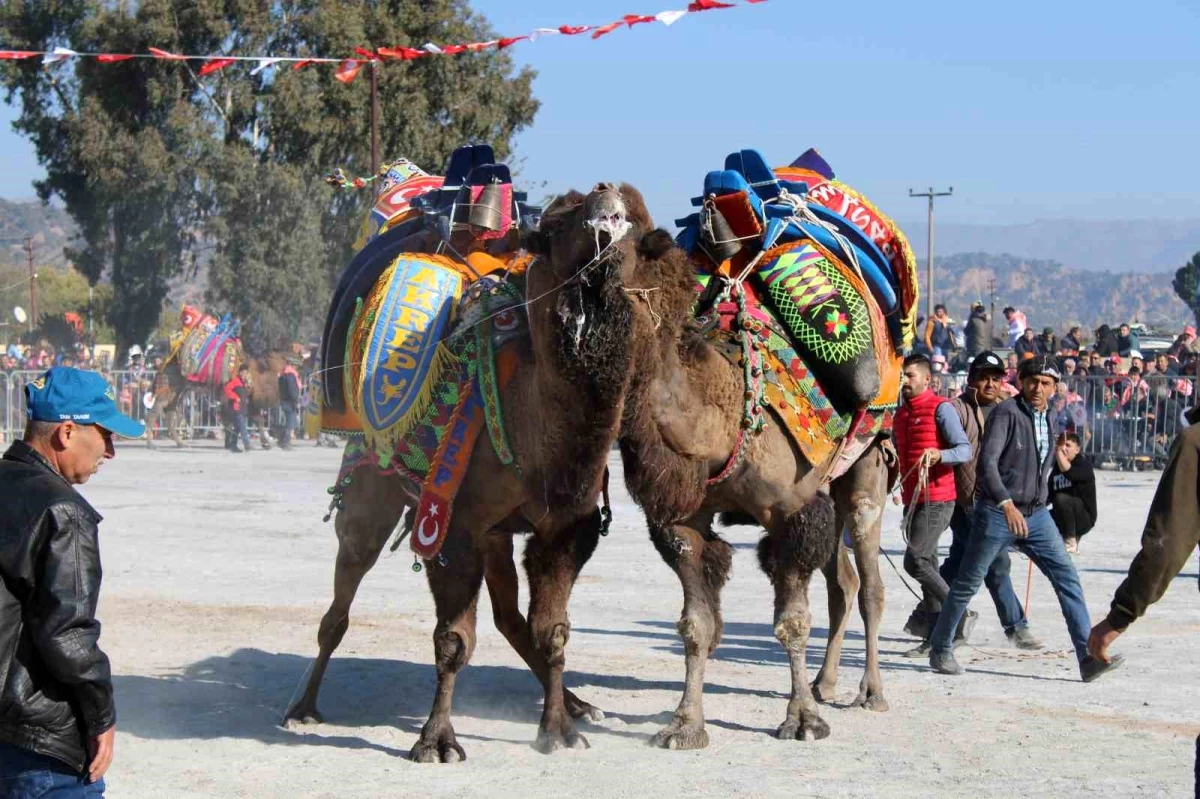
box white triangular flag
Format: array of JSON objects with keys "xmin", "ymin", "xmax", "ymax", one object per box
[
  {"xmin": 422, "ymin": 43, "xmax": 444, "ymax": 54},
  {"xmin": 42, "ymin": 46, "xmax": 77, "ymax": 65},
  {"xmin": 250, "ymin": 58, "xmax": 281, "ymax": 76},
  {"xmin": 655, "ymin": 10, "xmax": 688, "ymax": 25},
  {"xmin": 529, "ymin": 28, "xmax": 561, "ymax": 41}
]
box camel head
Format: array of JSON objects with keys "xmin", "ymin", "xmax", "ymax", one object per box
[{"xmin": 522, "ymin": 182, "xmax": 653, "ymax": 286}]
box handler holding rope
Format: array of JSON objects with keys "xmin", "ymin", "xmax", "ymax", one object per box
[
  {"xmin": 928, "ymin": 356, "xmax": 1122, "ymax": 682},
  {"xmin": 894, "ymin": 354, "xmax": 973, "ymax": 656}
]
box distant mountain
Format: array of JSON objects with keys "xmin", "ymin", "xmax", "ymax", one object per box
[
  {"xmin": 930, "ymin": 252, "xmax": 1191, "ymax": 333},
  {"xmin": 0, "ymin": 198, "xmax": 74, "ymax": 266},
  {"xmin": 906, "ymin": 218, "xmax": 1200, "ymax": 274}
]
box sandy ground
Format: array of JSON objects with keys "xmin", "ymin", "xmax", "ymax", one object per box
[{"xmin": 78, "ymin": 441, "xmax": 1198, "ymax": 798}]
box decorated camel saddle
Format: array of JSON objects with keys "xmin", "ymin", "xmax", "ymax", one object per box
[
  {"xmin": 320, "ymin": 145, "xmax": 540, "ymax": 563},
  {"xmin": 676, "ymin": 148, "xmax": 918, "ymax": 481},
  {"xmin": 165, "ymin": 305, "xmax": 243, "ymax": 388}
]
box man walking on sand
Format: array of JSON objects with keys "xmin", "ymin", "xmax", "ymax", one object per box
[
  {"xmin": 1087, "ymin": 404, "xmax": 1200, "ymax": 796},
  {"xmin": 926, "ymin": 356, "xmax": 1123, "ymax": 681},
  {"xmin": 0, "ymin": 367, "xmax": 146, "ymax": 797},
  {"xmin": 941, "ymin": 351, "xmax": 1042, "ymax": 651}
]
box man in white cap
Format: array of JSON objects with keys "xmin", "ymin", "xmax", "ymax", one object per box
[{"xmin": 0, "ymin": 367, "xmax": 145, "ymax": 796}]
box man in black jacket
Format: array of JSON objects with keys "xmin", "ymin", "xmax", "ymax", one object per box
[
  {"xmin": 0, "ymin": 367, "xmax": 145, "ymax": 796},
  {"xmin": 926, "ymin": 357, "xmax": 1122, "ymax": 681}
]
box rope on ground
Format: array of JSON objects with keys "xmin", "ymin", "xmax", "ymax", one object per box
[
  {"xmin": 881, "ymin": 545, "xmax": 924, "ymax": 601},
  {"xmin": 960, "ymin": 642, "xmax": 1071, "ymax": 662}
]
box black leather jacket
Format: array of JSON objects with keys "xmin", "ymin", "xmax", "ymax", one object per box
[{"xmin": 0, "ymin": 441, "xmax": 115, "ymax": 773}]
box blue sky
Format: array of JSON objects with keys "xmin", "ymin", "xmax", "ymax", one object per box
[{"xmin": 3, "ymin": 0, "xmax": 1199, "ymax": 234}]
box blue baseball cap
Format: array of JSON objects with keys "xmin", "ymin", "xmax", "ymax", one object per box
[{"xmin": 24, "ymin": 367, "xmax": 146, "ymax": 439}]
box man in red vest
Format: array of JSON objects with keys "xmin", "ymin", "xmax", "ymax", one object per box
[{"xmin": 894, "ymin": 354, "xmax": 973, "ymax": 653}]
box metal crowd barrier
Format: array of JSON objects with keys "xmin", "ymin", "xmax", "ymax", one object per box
[
  {"xmin": 1, "ymin": 369, "xmax": 291, "ymax": 444},
  {"xmin": 932, "ymin": 372, "xmax": 1196, "ymax": 469}
]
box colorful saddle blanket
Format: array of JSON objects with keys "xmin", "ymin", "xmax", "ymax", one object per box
[
  {"xmin": 172, "ymin": 317, "xmax": 242, "ymax": 388},
  {"xmin": 694, "ymin": 280, "xmax": 899, "ymax": 482}
]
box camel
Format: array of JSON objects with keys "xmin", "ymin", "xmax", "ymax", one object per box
[
  {"xmin": 615, "ymin": 228, "xmax": 898, "ymax": 747},
  {"xmin": 147, "ymin": 349, "xmax": 284, "ymax": 449},
  {"xmin": 284, "ymin": 183, "xmax": 653, "ymax": 760}
]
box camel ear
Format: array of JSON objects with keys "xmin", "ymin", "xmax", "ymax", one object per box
[{"xmin": 637, "ymin": 228, "xmax": 677, "ymax": 260}]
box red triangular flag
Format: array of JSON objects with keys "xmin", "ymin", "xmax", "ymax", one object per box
[
  {"xmin": 559, "ymin": 25, "xmax": 592, "ymax": 35},
  {"xmin": 497, "ymin": 36, "xmax": 528, "ymax": 49},
  {"xmin": 590, "ymin": 21, "xmax": 623, "ymax": 39},
  {"xmin": 97, "ymin": 54, "xmax": 135, "ymax": 62},
  {"xmin": 623, "ymin": 14, "xmax": 657, "ymax": 27},
  {"xmin": 441, "ymin": 44, "xmax": 467, "ymax": 55},
  {"xmin": 0, "ymin": 50, "xmax": 40, "ymax": 60},
  {"xmin": 334, "ymin": 59, "xmax": 362, "ymax": 84},
  {"xmin": 148, "ymin": 47, "xmax": 187, "ymax": 60},
  {"xmin": 465, "ymin": 41, "xmax": 496, "ymax": 52},
  {"xmin": 377, "ymin": 46, "xmax": 425, "ymax": 61},
  {"xmin": 688, "ymin": 0, "xmax": 736, "ymax": 9},
  {"xmin": 197, "ymin": 58, "xmax": 236, "ymax": 76},
  {"xmin": 353, "ymin": 47, "xmax": 380, "ymax": 61},
  {"xmin": 291, "ymin": 59, "xmax": 317, "ymax": 71}
]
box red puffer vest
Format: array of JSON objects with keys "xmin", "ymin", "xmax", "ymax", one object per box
[{"xmin": 894, "ymin": 389, "xmax": 957, "ymax": 505}]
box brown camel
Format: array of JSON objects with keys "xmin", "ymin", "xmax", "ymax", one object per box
[
  {"xmin": 616, "ymin": 228, "xmax": 899, "ymax": 747},
  {"xmin": 147, "ymin": 349, "xmax": 284, "ymax": 449},
  {"xmin": 284, "ymin": 183, "xmax": 653, "ymax": 760}
]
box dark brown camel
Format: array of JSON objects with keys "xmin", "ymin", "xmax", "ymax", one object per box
[
  {"xmin": 284, "ymin": 183, "xmax": 653, "ymax": 760},
  {"xmin": 147, "ymin": 349, "xmax": 284, "ymax": 449},
  {"xmin": 616, "ymin": 229, "xmax": 898, "ymax": 747}
]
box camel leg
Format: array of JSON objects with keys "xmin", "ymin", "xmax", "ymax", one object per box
[
  {"xmin": 523, "ymin": 509, "xmax": 603, "ymax": 753},
  {"xmin": 810, "ymin": 538, "xmax": 859, "ymax": 704},
  {"xmin": 647, "ymin": 511, "xmax": 732, "ymax": 751},
  {"xmin": 759, "ymin": 496, "xmax": 837, "ymax": 741},
  {"xmin": 481, "ymin": 534, "xmax": 604, "ymax": 722},
  {"xmin": 284, "ymin": 472, "xmax": 403, "ymax": 726},
  {"xmin": 847, "ymin": 494, "xmax": 887, "ymax": 711},
  {"xmin": 411, "ymin": 523, "xmax": 485, "ymax": 764},
  {"xmin": 256, "ymin": 411, "xmax": 272, "ymax": 450}
]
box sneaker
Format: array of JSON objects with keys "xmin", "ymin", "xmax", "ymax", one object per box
[
  {"xmin": 903, "ymin": 640, "xmax": 932, "ymax": 658},
  {"xmin": 953, "ymin": 610, "xmax": 979, "ymax": 643},
  {"xmin": 1064, "ymin": 537, "xmax": 1079, "ymax": 554},
  {"xmin": 1080, "ymin": 654, "xmax": 1125, "ymax": 683},
  {"xmin": 1006, "ymin": 627, "xmax": 1044, "ymax": 650},
  {"xmin": 903, "ymin": 609, "xmax": 933, "ymax": 640},
  {"xmin": 930, "ymin": 650, "xmax": 964, "ymax": 675}
]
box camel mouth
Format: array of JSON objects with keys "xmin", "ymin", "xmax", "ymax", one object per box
[{"xmin": 584, "ymin": 191, "xmax": 631, "ymax": 245}]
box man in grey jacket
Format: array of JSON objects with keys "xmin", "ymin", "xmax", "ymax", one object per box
[{"xmin": 927, "ymin": 356, "xmax": 1122, "ymax": 681}]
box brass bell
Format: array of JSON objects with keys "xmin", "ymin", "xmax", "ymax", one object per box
[
  {"xmin": 699, "ymin": 198, "xmax": 742, "ymax": 263},
  {"xmin": 453, "ymin": 182, "xmax": 505, "ymax": 232}
]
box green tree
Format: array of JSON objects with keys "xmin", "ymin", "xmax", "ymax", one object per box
[
  {"xmin": 1172, "ymin": 251, "xmax": 1200, "ymax": 327},
  {"xmin": 0, "ymin": 1, "xmax": 538, "ymax": 354}
]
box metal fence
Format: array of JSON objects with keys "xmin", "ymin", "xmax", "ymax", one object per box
[
  {"xmin": 1, "ymin": 369, "xmax": 289, "ymax": 444},
  {"xmin": 932, "ymin": 373, "xmax": 1196, "ymax": 469}
]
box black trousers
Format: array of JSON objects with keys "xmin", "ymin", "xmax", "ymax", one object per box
[
  {"xmin": 903, "ymin": 501, "xmax": 956, "ymax": 614},
  {"xmin": 1050, "ymin": 494, "xmax": 1095, "ymax": 540}
]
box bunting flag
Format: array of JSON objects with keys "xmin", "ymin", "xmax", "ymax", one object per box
[{"xmin": 0, "ymin": 0, "xmax": 765, "ymax": 83}]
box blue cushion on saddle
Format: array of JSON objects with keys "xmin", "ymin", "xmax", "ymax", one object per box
[{"xmin": 724, "ymin": 149, "xmax": 781, "ymax": 202}]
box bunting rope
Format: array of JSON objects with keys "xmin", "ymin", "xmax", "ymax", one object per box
[{"xmin": 0, "ymin": 0, "xmax": 766, "ymax": 84}]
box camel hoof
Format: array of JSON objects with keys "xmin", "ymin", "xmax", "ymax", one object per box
[
  {"xmin": 811, "ymin": 681, "xmax": 838, "ymax": 705},
  {"xmin": 410, "ymin": 738, "xmax": 466, "ymax": 764},
  {"xmin": 776, "ymin": 715, "xmax": 831, "ymax": 741},
  {"xmin": 565, "ymin": 693, "xmax": 605, "ymax": 723},
  {"xmin": 650, "ymin": 725, "xmax": 709, "ymax": 750},
  {"xmin": 534, "ymin": 728, "xmax": 589, "ymax": 754},
  {"xmin": 851, "ymin": 692, "xmax": 889, "ymax": 712},
  {"xmin": 281, "ymin": 707, "xmax": 323, "ymax": 728}
]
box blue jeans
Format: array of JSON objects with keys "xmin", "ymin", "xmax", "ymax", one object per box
[
  {"xmin": 931, "ymin": 502, "xmax": 1091, "ymax": 661},
  {"xmin": 0, "ymin": 742, "xmax": 104, "ymax": 798},
  {"xmin": 940, "ymin": 503, "xmax": 1028, "ymax": 634}
]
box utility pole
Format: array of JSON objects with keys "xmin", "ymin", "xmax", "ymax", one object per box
[
  {"xmin": 908, "ymin": 187, "xmax": 953, "ymax": 320},
  {"xmin": 370, "ymin": 61, "xmax": 380, "ymax": 193},
  {"xmin": 987, "ymin": 277, "xmax": 996, "ymax": 347},
  {"xmin": 24, "ymin": 237, "xmax": 35, "ymax": 333}
]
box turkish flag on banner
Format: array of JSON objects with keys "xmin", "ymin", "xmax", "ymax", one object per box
[
  {"xmin": 334, "ymin": 59, "xmax": 363, "ymax": 84},
  {"xmin": 197, "ymin": 58, "xmax": 236, "ymax": 76}
]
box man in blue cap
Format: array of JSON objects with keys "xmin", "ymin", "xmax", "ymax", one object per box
[{"xmin": 0, "ymin": 367, "xmax": 144, "ymax": 797}]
